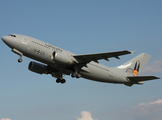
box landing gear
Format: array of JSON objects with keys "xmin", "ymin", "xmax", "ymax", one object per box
[
  {"xmin": 56, "ymin": 78, "xmax": 66, "ymax": 84},
  {"xmin": 18, "ymin": 58, "xmax": 23, "ymax": 63},
  {"xmin": 71, "ymin": 72, "xmax": 81, "ymax": 78},
  {"xmin": 71, "ymin": 73, "xmax": 76, "ymax": 78},
  {"xmin": 55, "ymin": 72, "xmax": 66, "ymax": 84},
  {"xmin": 71, "ymin": 64, "xmax": 82, "ymax": 78},
  {"xmin": 12, "ymin": 48, "xmax": 23, "ymax": 63},
  {"xmin": 76, "ymin": 74, "xmax": 81, "ymax": 78}
]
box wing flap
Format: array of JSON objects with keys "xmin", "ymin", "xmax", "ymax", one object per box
[
  {"xmin": 73, "ymin": 50, "xmax": 134, "ymax": 63},
  {"xmin": 127, "ymin": 76, "xmax": 160, "ymax": 82}
]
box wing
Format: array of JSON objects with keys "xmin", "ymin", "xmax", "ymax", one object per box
[
  {"xmin": 73, "ymin": 50, "xmax": 135, "ymax": 63},
  {"xmin": 127, "ymin": 76, "xmax": 160, "ymax": 82}
]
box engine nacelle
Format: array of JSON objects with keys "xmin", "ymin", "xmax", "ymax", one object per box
[
  {"xmin": 28, "ymin": 61, "xmax": 48, "ymax": 74},
  {"xmin": 51, "ymin": 52, "xmax": 73, "ymax": 65}
]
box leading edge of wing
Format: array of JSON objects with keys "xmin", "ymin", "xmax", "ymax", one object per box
[{"xmin": 73, "ymin": 50, "xmax": 135, "ymax": 63}]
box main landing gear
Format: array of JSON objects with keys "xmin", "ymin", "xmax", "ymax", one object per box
[
  {"xmin": 56, "ymin": 78, "xmax": 66, "ymax": 84},
  {"xmin": 54, "ymin": 72, "xmax": 66, "ymax": 84},
  {"xmin": 71, "ymin": 63, "xmax": 82, "ymax": 78},
  {"xmin": 12, "ymin": 48, "xmax": 23, "ymax": 63},
  {"xmin": 71, "ymin": 72, "xmax": 81, "ymax": 78}
]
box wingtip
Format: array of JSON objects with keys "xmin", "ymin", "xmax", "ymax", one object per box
[
  {"xmin": 131, "ymin": 51, "xmax": 135, "ymax": 55},
  {"xmin": 124, "ymin": 50, "xmax": 135, "ymax": 55},
  {"xmin": 155, "ymin": 76, "xmax": 160, "ymax": 79}
]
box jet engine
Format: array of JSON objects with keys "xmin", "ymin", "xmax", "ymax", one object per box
[
  {"xmin": 28, "ymin": 61, "xmax": 48, "ymax": 74},
  {"xmin": 51, "ymin": 52, "xmax": 73, "ymax": 65}
]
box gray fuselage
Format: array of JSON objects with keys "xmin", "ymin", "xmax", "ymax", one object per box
[{"xmin": 2, "ymin": 34, "xmax": 129, "ymax": 84}]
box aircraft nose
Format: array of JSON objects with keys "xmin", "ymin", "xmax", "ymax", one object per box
[
  {"xmin": 1, "ymin": 36, "xmax": 6, "ymax": 42},
  {"xmin": 1, "ymin": 36, "xmax": 9, "ymax": 43},
  {"xmin": 1, "ymin": 35, "xmax": 16, "ymax": 48}
]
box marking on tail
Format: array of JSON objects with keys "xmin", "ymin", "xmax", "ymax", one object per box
[{"xmin": 133, "ymin": 60, "xmax": 140, "ymax": 76}]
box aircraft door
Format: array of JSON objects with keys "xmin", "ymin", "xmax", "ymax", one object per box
[
  {"xmin": 17, "ymin": 36, "xmax": 30, "ymax": 51},
  {"xmin": 21, "ymin": 36, "xmax": 30, "ymax": 50}
]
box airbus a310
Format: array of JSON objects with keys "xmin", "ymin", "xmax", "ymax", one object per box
[{"xmin": 1, "ymin": 34, "xmax": 160, "ymax": 86}]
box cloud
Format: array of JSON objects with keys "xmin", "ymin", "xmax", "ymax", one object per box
[
  {"xmin": 120, "ymin": 99, "xmax": 162, "ymax": 120},
  {"xmin": 138, "ymin": 99, "xmax": 162, "ymax": 106},
  {"xmin": 77, "ymin": 111, "xmax": 98, "ymax": 120},
  {"xmin": 1, "ymin": 118, "xmax": 11, "ymax": 120},
  {"xmin": 149, "ymin": 99, "xmax": 162, "ymax": 104},
  {"xmin": 142, "ymin": 59, "xmax": 162, "ymax": 74}
]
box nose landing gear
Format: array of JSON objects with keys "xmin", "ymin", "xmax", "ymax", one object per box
[
  {"xmin": 18, "ymin": 58, "xmax": 23, "ymax": 63},
  {"xmin": 12, "ymin": 48, "xmax": 23, "ymax": 63},
  {"xmin": 18, "ymin": 55, "xmax": 23, "ymax": 63}
]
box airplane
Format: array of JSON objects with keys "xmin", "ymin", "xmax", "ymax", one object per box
[{"xmin": 1, "ymin": 34, "xmax": 160, "ymax": 86}]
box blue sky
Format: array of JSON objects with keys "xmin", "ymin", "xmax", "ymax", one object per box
[{"xmin": 0, "ymin": 0, "xmax": 162, "ymax": 120}]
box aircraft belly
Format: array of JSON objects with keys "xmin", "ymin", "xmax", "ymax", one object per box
[{"xmin": 80, "ymin": 64, "xmax": 128, "ymax": 83}]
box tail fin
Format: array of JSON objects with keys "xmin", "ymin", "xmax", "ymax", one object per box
[{"xmin": 117, "ymin": 53, "xmax": 151, "ymax": 76}]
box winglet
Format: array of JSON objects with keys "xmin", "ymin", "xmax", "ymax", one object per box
[{"xmin": 131, "ymin": 51, "xmax": 135, "ymax": 55}]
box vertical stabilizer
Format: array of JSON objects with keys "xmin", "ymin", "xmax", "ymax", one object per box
[{"xmin": 117, "ymin": 53, "xmax": 151, "ymax": 76}]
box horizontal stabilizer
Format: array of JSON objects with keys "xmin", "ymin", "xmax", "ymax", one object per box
[{"xmin": 127, "ymin": 76, "xmax": 160, "ymax": 82}]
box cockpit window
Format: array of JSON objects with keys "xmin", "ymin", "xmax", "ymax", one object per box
[{"xmin": 9, "ymin": 34, "xmax": 16, "ymax": 37}]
